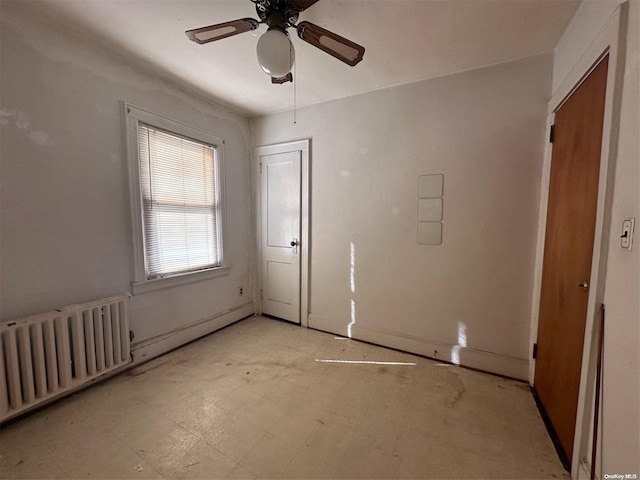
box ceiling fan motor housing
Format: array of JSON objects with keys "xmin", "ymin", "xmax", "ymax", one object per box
[{"xmin": 253, "ymin": 0, "xmax": 300, "ymax": 26}]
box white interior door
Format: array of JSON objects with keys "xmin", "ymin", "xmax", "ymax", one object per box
[{"xmin": 261, "ymin": 151, "xmax": 301, "ymax": 323}]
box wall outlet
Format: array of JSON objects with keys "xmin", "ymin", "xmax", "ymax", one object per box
[{"xmin": 239, "ymin": 286, "xmax": 244, "ymax": 296}]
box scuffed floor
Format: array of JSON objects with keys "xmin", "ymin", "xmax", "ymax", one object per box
[{"xmin": 0, "ymin": 315, "xmax": 568, "ymax": 479}]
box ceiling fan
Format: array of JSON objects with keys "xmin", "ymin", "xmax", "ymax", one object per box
[{"xmin": 186, "ymin": 0, "xmax": 365, "ymax": 84}]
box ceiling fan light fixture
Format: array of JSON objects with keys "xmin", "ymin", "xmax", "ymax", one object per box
[{"xmin": 256, "ymin": 28, "xmax": 295, "ymax": 77}]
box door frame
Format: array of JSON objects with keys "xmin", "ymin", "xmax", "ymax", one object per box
[
  {"xmin": 528, "ymin": 4, "xmax": 628, "ymax": 478},
  {"xmin": 253, "ymin": 139, "xmax": 311, "ymax": 327}
]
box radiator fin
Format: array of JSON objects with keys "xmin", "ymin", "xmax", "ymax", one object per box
[
  {"xmin": 4, "ymin": 329, "xmax": 22, "ymax": 409},
  {"xmin": 84, "ymin": 310, "xmax": 97, "ymax": 376},
  {"xmin": 93, "ymin": 307, "xmax": 105, "ymax": 373},
  {"xmin": 17, "ymin": 326, "xmax": 35, "ymax": 404},
  {"xmin": 0, "ymin": 339, "xmax": 8, "ymax": 416},
  {"xmin": 30, "ymin": 323, "xmax": 47, "ymax": 398}
]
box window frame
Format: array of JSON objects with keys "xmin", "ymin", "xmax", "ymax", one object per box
[{"xmin": 123, "ymin": 103, "xmax": 229, "ymax": 294}]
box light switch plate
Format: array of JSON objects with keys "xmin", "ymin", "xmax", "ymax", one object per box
[{"xmin": 621, "ymin": 218, "xmax": 635, "ymax": 250}]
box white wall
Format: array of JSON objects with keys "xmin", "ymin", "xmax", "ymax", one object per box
[
  {"xmin": 553, "ymin": 0, "xmax": 640, "ymax": 475},
  {"xmin": 0, "ymin": 4, "xmax": 254, "ymax": 345},
  {"xmin": 252, "ymin": 53, "xmax": 553, "ymax": 379}
]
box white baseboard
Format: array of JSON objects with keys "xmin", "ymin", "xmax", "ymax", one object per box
[
  {"xmin": 308, "ymin": 314, "xmax": 529, "ymax": 380},
  {"xmin": 578, "ymin": 459, "xmax": 593, "ymax": 480},
  {"xmin": 131, "ymin": 302, "xmax": 255, "ymax": 365}
]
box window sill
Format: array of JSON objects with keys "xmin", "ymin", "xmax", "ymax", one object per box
[{"xmin": 132, "ymin": 266, "xmax": 231, "ymax": 295}]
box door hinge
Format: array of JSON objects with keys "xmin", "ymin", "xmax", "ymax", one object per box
[
  {"xmin": 549, "ymin": 125, "xmax": 555, "ymax": 143},
  {"xmin": 259, "ymin": 162, "xmax": 262, "ymax": 174},
  {"xmin": 532, "ymin": 342, "xmax": 538, "ymax": 359},
  {"xmin": 260, "ymin": 289, "xmax": 263, "ymax": 300}
]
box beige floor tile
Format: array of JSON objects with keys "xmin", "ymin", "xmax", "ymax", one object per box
[
  {"xmin": 225, "ymin": 465, "xmax": 260, "ymax": 480},
  {"xmin": 240, "ymin": 396, "xmax": 291, "ymax": 432},
  {"xmin": 41, "ymin": 418, "xmax": 135, "ymax": 467},
  {"xmin": 239, "ymin": 434, "xmax": 297, "ymax": 479},
  {"xmin": 2, "ymin": 393, "xmax": 100, "ymax": 447},
  {"xmin": 300, "ymin": 422, "xmax": 355, "ymax": 467},
  {"xmin": 354, "ymin": 411, "xmax": 403, "ymax": 453},
  {"xmin": 117, "ymin": 415, "xmax": 188, "ymax": 456},
  {"xmin": 268, "ymin": 410, "xmax": 321, "ymax": 449},
  {"xmin": 51, "ymin": 433, "xmax": 163, "ymax": 479},
  {"xmin": 0, "ymin": 445, "xmax": 67, "ymax": 479},
  {"xmin": 366, "ymin": 387, "xmax": 411, "ymax": 424},
  {"xmin": 192, "ymin": 374, "xmax": 247, "ymax": 404},
  {"xmin": 140, "ymin": 432, "xmax": 209, "ymax": 479},
  {"xmin": 225, "ymin": 463, "xmax": 259, "ymax": 479},
  {"xmin": 281, "ymin": 370, "xmax": 328, "ymax": 391},
  {"xmin": 334, "ymin": 437, "xmax": 395, "ymax": 479},
  {"xmin": 305, "ymin": 371, "xmax": 350, "ymax": 401},
  {"xmin": 280, "ymin": 450, "xmax": 337, "ymax": 479},
  {"xmin": 262, "ymin": 378, "xmax": 315, "ymax": 407},
  {"xmin": 100, "ymin": 403, "xmax": 162, "ymax": 435},
  {"xmin": 216, "ymin": 386, "xmax": 262, "ymax": 418},
  {"xmin": 133, "ymin": 379, "xmax": 195, "ymax": 409},
  {"xmin": 162, "ymin": 394, "xmax": 238, "ymax": 445},
  {"xmin": 172, "ymin": 444, "xmax": 237, "ymax": 479},
  {"xmin": 314, "ymin": 396, "xmax": 367, "ymax": 433},
  {"xmin": 389, "ymin": 427, "xmax": 453, "ymax": 479},
  {"xmin": 211, "ymin": 418, "xmax": 267, "ymax": 463}
]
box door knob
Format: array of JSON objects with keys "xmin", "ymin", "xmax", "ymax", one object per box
[
  {"xmin": 578, "ymin": 281, "xmax": 589, "ymax": 291},
  {"xmin": 290, "ymin": 240, "xmax": 297, "ymax": 247}
]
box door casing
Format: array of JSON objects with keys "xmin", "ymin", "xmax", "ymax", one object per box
[
  {"xmin": 534, "ymin": 55, "xmax": 608, "ymax": 468},
  {"xmin": 528, "ymin": 4, "xmax": 629, "ymax": 478},
  {"xmin": 254, "ymin": 139, "xmax": 311, "ymax": 327}
]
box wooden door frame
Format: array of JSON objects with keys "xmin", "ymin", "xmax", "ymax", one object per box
[
  {"xmin": 528, "ymin": 4, "xmax": 628, "ymax": 478},
  {"xmin": 253, "ymin": 139, "xmax": 311, "ymax": 327}
]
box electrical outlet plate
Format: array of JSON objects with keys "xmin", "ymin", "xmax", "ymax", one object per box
[{"xmin": 621, "ymin": 218, "xmax": 635, "ymax": 250}]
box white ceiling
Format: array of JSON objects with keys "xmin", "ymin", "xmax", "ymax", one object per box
[{"xmin": 15, "ymin": 0, "xmax": 580, "ymax": 117}]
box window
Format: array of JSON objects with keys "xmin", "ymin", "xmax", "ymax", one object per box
[
  {"xmin": 138, "ymin": 124, "xmax": 221, "ymax": 277},
  {"xmin": 124, "ymin": 104, "xmax": 228, "ymax": 293}
]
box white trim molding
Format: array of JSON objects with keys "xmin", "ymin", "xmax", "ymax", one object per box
[
  {"xmin": 131, "ymin": 303, "xmax": 254, "ymax": 363},
  {"xmin": 131, "ymin": 266, "xmax": 231, "ymax": 295},
  {"xmin": 253, "ymin": 139, "xmax": 311, "ymax": 328},
  {"xmin": 309, "ymin": 314, "xmax": 529, "ymax": 380},
  {"xmin": 528, "ymin": 4, "xmax": 629, "ymax": 478}
]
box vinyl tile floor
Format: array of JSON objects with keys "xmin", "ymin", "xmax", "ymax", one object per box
[{"xmin": 0, "ymin": 315, "xmax": 569, "ymax": 479}]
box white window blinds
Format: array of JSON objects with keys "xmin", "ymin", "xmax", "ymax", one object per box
[{"xmin": 138, "ymin": 124, "xmax": 220, "ymax": 278}]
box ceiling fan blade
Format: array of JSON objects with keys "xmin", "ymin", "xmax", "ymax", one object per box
[
  {"xmin": 289, "ymin": 0, "xmax": 321, "ymax": 13},
  {"xmin": 296, "ymin": 21, "xmax": 364, "ymax": 67},
  {"xmin": 186, "ymin": 18, "xmax": 259, "ymax": 45},
  {"xmin": 272, "ymin": 73, "xmax": 293, "ymax": 84}
]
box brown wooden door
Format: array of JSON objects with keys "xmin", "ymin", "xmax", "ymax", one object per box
[{"xmin": 534, "ymin": 55, "xmax": 609, "ymax": 467}]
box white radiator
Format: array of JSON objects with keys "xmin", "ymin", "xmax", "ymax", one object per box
[{"xmin": 0, "ymin": 295, "xmax": 131, "ymax": 422}]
